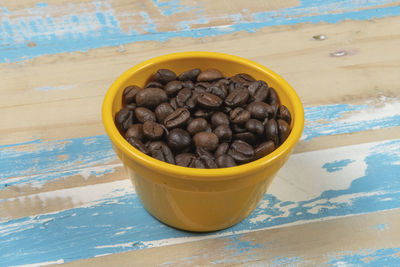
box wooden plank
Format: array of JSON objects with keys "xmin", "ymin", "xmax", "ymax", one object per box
[{"xmin": 64, "ymin": 208, "xmax": 400, "ymax": 266}]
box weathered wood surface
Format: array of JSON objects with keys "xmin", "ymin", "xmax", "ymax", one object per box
[{"xmin": 1, "ymin": 0, "xmax": 400, "ymax": 266}]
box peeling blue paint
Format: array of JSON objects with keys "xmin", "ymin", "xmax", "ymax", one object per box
[
  {"xmin": 375, "ymin": 223, "xmax": 390, "ymax": 231},
  {"xmin": 323, "ymin": 159, "xmax": 355, "ymax": 173},
  {"xmin": 327, "ymin": 247, "xmax": 400, "ymax": 266},
  {"xmin": 1, "ymin": 0, "xmax": 400, "ymax": 62}
]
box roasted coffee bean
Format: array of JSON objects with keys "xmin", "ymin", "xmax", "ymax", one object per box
[
  {"xmin": 254, "ymin": 141, "xmax": 275, "ymax": 160},
  {"xmin": 148, "ymin": 141, "xmax": 175, "ymax": 164},
  {"xmin": 123, "ymin": 85, "xmax": 141, "ymax": 104},
  {"xmin": 245, "ymin": 119, "xmax": 264, "ymax": 136},
  {"xmin": 193, "ymin": 109, "xmax": 214, "ymax": 118},
  {"xmin": 214, "ymin": 142, "xmax": 230, "ymax": 158},
  {"xmin": 126, "ymin": 103, "xmax": 137, "ymax": 111},
  {"xmin": 169, "ymin": 97, "xmax": 178, "ymax": 110},
  {"xmin": 178, "ymin": 68, "xmax": 201, "ymax": 81},
  {"xmin": 127, "ymin": 137, "xmax": 149, "ymax": 154},
  {"xmin": 213, "ymin": 124, "xmax": 232, "ymax": 143},
  {"xmin": 135, "ymin": 107, "xmax": 156, "ymax": 123},
  {"xmin": 175, "ymin": 153, "xmax": 197, "ymax": 167},
  {"xmin": 115, "ymin": 107, "xmax": 134, "ymax": 132},
  {"xmin": 271, "ymin": 103, "xmax": 279, "ymax": 119},
  {"xmin": 164, "ymin": 108, "xmax": 190, "ymax": 129},
  {"xmin": 197, "ymin": 92, "xmax": 223, "ymax": 109},
  {"xmin": 164, "ymin": 81, "xmax": 183, "ymax": 96},
  {"xmin": 267, "ymin": 88, "xmax": 280, "ymax": 106},
  {"xmin": 232, "ymin": 123, "xmax": 247, "ymax": 133},
  {"xmin": 225, "ymin": 87, "xmax": 249, "ymax": 107},
  {"xmin": 125, "ymin": 124, "xmax": 144, "ymax": 140},
  {"xmin": 228, "ymin": 140, "xmax": 254, "ymax": 164},
  {"xmin": 233, "ymin": 132, "xmax": 256, "ymax": 145},
  {"xmin": 197, "ymin": 69, "xmax": 223, "ymax": 82},
  {"xmin": 155, "ymin": 102, "xmax": 174, "ymax": 123},
  {"xmin": 246, "ymin": 102, "xmax": 273, "ymax": 120},
  {"xmin": 265, "ymin": 119, "xmax": 279, "ymax": 145},
  {"xmin": 194, "ymin": 159, "xmax": 206, "ymax": 168},
  {"xmin": 136, "ymin": 88, "xmax": 168, "ymax": 108},
  {"xmin": 277, "ymin": 119, "xmax": 290, "ymax": 144},
  {"xmin": 207, "ymin": 85, "xmax": 227, "ymax": 100},
  {"xmin": 277, "ymin": 105, "xmax": 291, "ymax": 124},
  {"xmin": 194, "ymin": 82, "xmax": 210, "ymax": 92},
  {"xmin": 182, "ymin": 80, "xmax": 195, "ymax": 89},
  {"xmin": 211, "ymin": 112, "xmax": 230, "ymax": 127},
  {"xmin": 213, "ymin": 78, "xmax": 230, "ymax": 88},
  {"xmin": 193, "ymin": 131, "xmax": 219, "ymax": 151},
  {"xmin": 167, "ymin": 128, "xmax": 191, "ymax": 152},
  {"xmin": 187, "ymin": 118, "xmax": 209, "ymax": 135},
  {"xmin": 230, "ymin": 107, "xmax": 250, "ymax": 125},
  {"xmin": 230, "ymin": 73, "xmax": 255, "ymax": 87},
  {"xmin": 248, "ymin": 81, "xmax": 269, "ymax": 102},
  {"xmin": 176, "ymin": 88, "xmax": 198, "ymax": 110},
  {"xmin": 145, "ymin": 81, "xmax": 163, "ymax": 88},
  {"xmin": 154, "ymin": 69, "xmax": 176, "ymax": 84},
  {"xmin": 196, "ymin": 147, "xmax": 217, "ymax": 169},
  {"xmin": 216, "ymin": 155, "xmax": 237, "ymax": 168},
  {"xmin": 142, "ymin": 121, "xmax": 164, "ymax": 140}
]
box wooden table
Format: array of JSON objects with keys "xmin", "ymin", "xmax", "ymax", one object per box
[{"xmin": 1, "ymin": 1, "xmax": 400, "ymax": 266}]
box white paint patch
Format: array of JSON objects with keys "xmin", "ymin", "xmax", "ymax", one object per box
[
  {"xmin": 341, "ymin": 100, "xmax": 400, "ymax": 124},
  {"xmin": 10, "ymin": 259, "xmax": 64, "ymax": 267},
  {"xmin": 94, "ymin": 242, "xmax": 136, "ymax": 249}
]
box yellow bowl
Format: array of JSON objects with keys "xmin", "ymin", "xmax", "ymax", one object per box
[{"xmin": 102, "ymin": 51, "xmax": 304, "ymax": 232}]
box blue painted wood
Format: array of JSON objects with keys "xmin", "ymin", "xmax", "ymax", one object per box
[{"xmin": 1, "ymin": 0, "xmax": 400, "ymax": 62}]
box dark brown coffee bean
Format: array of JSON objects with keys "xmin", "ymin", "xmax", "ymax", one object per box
[
  {"xmin": 216, "ymin": 155, "xmax": 237, "ymax": 168},
  {"xmin": 145, "ymin": 81, "xmax": 163, "ymax": 88},
  {"xmin": 125, "ymin": 103, "xmax": 137, "ymax": 111},
  {"xmin": 136, "ymin": 88, "xmax": 168, "ymax": 108},
  {"xmin": 213, "ymin": 124, "xmax": 232, "ymax": 143},
  {"xmin": 125, "ymin": 124, "xmax": 144, "ymax": 140},
  {"xmin": 123, "ymin": 85, "xmax": 141, "ymax": 105},
  {"xmin": 135, "ymin": 107, "xmax": 156, "ymax": 123},
  {"xmin": 248, "ymin": 81, "xmax": 269, "ymax": 102},
  {"xmin": 245, "ymin": 119, "xmax": 264, "ymax": 135},
  {"xmin": 148, "ymin": 141, "xmax": 175, "ymax": 164},
  {"xmin": 193, "ymin": 109, "xmax": 214, "ymax": 118},
  {"xmin": 115, "ymin": 107, "xmax": 134, "ymax": 132},
  {"xmin": 169, "ymin": 97, "xmax": 178, "ymax": 110},
  {"xmin": 142, "ymin": 121, "xmax": 164, "ymax": 140},
  {"xmin": 197, "ymin": 69, "xmax": 223, "ymax": 82},
  {"xmin": 277, "ymin": 105, "xmax": 291, "ymax": 124},
  {"xmin": 178, "ymin": 68, "xmax": 201, "ymax": 81},
  {"xmin": 214, "ymin": 142, "xmax": 230, "ymax": 158},
  {"xmin": 211, "ymin": 112, "xmax": 230, "ymax": 128},
  {"xmin": 271, "ymin": 103, "xmax": 279, "ymax": 119},
  {"xmin": 167, "ymin": 128, "xmax": 191, "ymax": 151},
  {"xmin": 246, "ymin": 102, "xmax": 273, "ymax": 120},
  {"xmin": 232, "ymin": 123, "xmax": 247, "ymax": 133},
  {"xmin": 228, "ymin": 140, "xmax": 254, "ymax": 164},
  {"xmin": 230, "ymin": 107, "xmax": 250, "ymax": 125},
  {"xmin": 254, "ymin": 141, "xmax": 275, "ymax": 160},
  {"xmin": 265, "ymin": 119, "xmax": 279, "ymax": 145},
  {"xmin": 154, "ymin": 69, "xmax": 176, "ymax": 84},
  {"xmin": 213, "ymin": 78, "xmax": 230, "ymax": 88},
  {"xmin": 127, "ymin": 137, "xmax": 149, "ymax": 155},
  {"xmin": 176, "ymin": 88, "xmax": 198, "ymax": 110},
  {"xmin": 207, "ymin": 85, "xmax": 227, "ymax": 100},
  {"xmin": 193, "ymin": 131, "xmax": 219, "ymax": 151},
  {"xmin": 155, "ymin": 103, "xmax": 174, "ymax": 123},
  {"xmin": 277, "ymin": 119, "xmax": 290, "ymax": 144},
  {"xmin": 182, "ymin": 80, "xmax": 195, "ymax": 89},
  {"xmin": 196, "ymin": 147, "xmax": 217, "ymax": 169},
  {"xmin": 164, "ymin": 81, "xmax": 183, "ymax": 96},
  {"xmin": 197, "ymin": 92, "xmax": 223, "ymax": 109},
  {"xmin": 267, "ymin": 88, "xmax": 280, "ymax": 106},
  {"xmin": 233, "ymin": 132, "xmax": 256, "ymax": 145},
  {"xmin": 230, "ymin": 73, "xmax": 255, "ymax": 87},
  {"xmin": 225, "ymin": 87, "xmax": 249, "ymax": 107},
  {"xmin": 175, "ymin": 153, "xmax": 197, "ymax": 167},
  {"xmin": 194, "ymin": 158, "xmax": 206, "ymax": 168},
  {"xmin": 164, "ymin": 108, "xmax": 190, "ymax": 129},
  {"xmin": 187, "ymin": 118, "xmax": 209, "ymax": 135},
  {"xmin": 194, "ymin": 82, "xmax": 210, "ymax": 92}
]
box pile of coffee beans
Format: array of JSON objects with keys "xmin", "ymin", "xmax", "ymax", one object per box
[{"xmin": 115, "ymin": 68, "xmax": 292, "ymax": 168}]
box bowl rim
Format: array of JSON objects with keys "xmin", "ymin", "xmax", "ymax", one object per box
[{"xmin": 102, "ymin": 51, "xmax": 304, "ymax": 181}]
